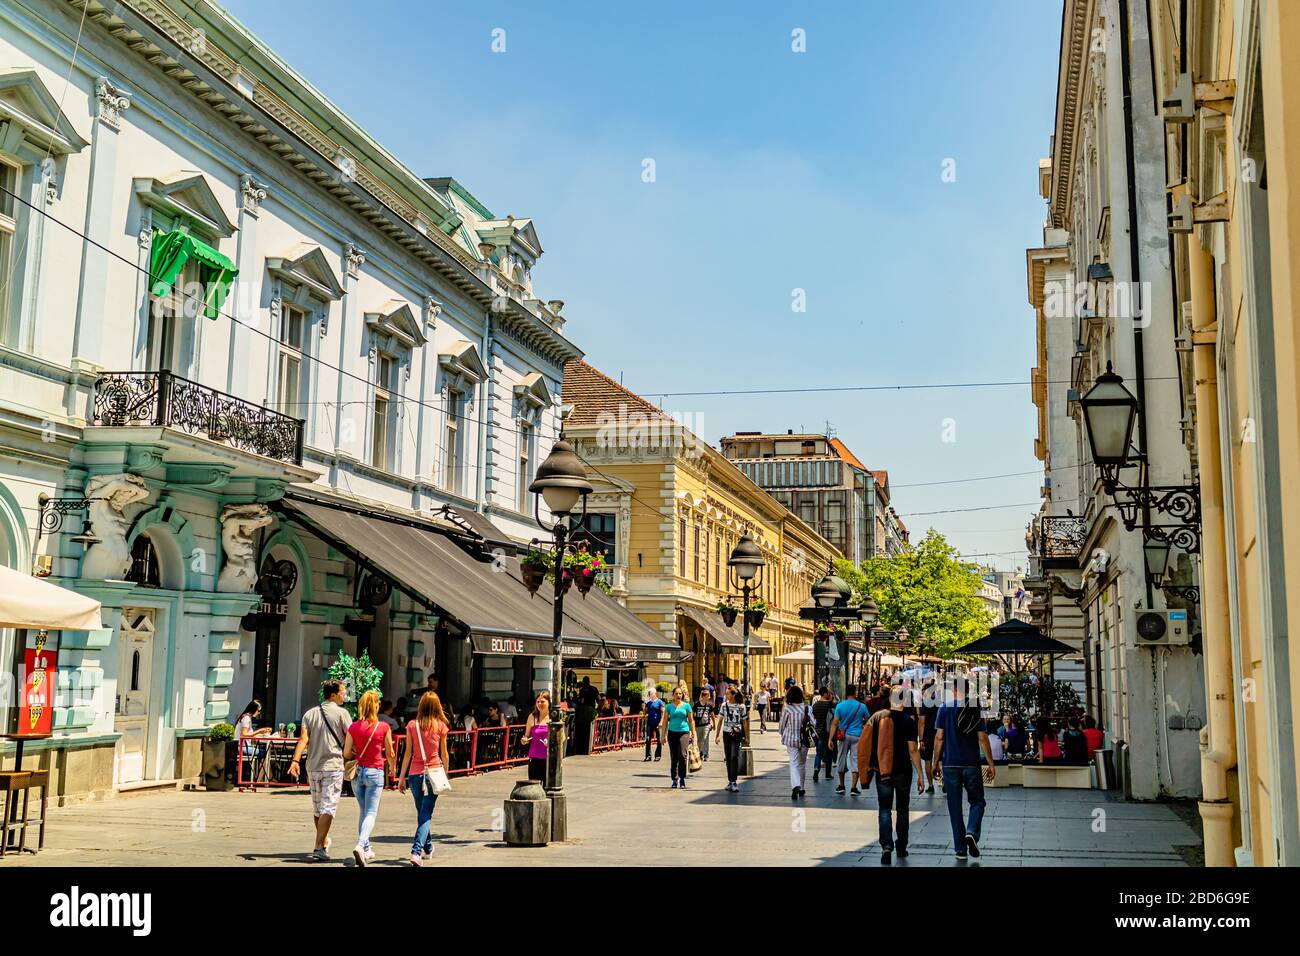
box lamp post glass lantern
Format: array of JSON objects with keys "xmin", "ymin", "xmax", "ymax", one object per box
[
  {"xmin": 1080, "ymin": 362, "xmax": 1140, "ymax": 468},
  {"xmin": 527, "ymin": 437, "xmax": 593, "ymax": 839},
  {"xmin": 726, "ymin": 531, "xmax": 765, "ymax": 775}
]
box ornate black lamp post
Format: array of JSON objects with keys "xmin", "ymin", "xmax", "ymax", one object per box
[
  {"xmin": 1080, "ymin": 363, "xmax": 1202, "ymax": 605},
  {"xmin": 528, "ymin": 437, "xmax": 592, "ymax": 841},
  {"xmin": 725, "ymin": 530, "xmax": 765, "ymax": 776}
]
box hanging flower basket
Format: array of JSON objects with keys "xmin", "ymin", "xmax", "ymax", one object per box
[
  {"xmin": 746, "ymin": 609, "xmax": 765, "ymax": 630},
  {"xmin": 575, "ymin": 568, "xmax": 596, "ymax": 595},
  {"xmin": 521, "ymin": 548, "xmax": 551, "ymax": 596},
  {"xmin": 566, "ymin": 546, "xmax": 606, "ymax": 599},
  {"xmin": 716, "ymin": 599, "xmax": 739, "ymax": 627}
]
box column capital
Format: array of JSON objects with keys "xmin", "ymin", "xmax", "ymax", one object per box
[{"xmin": 95, "ymin": 76, "xmax": 131, "ymax": 129}]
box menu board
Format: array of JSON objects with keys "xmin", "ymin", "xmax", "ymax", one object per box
[{"xmin": 17, "ymin": 632, "xmax": 56, "ymax": 736}]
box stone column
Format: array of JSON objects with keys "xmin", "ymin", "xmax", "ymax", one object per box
[{"xmin": 73, "ymin": 77, "xmax": 130, "ymax": 365}]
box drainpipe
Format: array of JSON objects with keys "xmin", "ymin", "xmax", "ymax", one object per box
[{"xmin": 1187, "ymin": 234, "xmax": 1238, "ymax": 866}]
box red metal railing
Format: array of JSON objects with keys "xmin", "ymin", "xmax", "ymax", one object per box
[
  {"xmin": 238, "ymin": 716, "xmax": 650, "ymax": 790},
  {"xmin": 593, "ymin": 714, "xmax": 646, "ymax": 752}
]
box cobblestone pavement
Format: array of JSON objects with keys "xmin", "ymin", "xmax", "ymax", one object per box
[{"xmin": 3, "ymin": 724, "xmax": 1199, "ymax": 867}]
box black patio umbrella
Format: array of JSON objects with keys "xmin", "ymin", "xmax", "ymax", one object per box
[
  {"xmin": 960, "ymin": 619, "xmax": 1076, "ymax": 656},
  {"xmin": 960, "ymin": 618, "xmax": 1077, "ymax": 679}
]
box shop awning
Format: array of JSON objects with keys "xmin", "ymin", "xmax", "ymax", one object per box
[
  {"xmin": 149, "ymin": 229, "xmax": 237, "ymax": 319},
  {"xmin": 678, "ymin": 603, "xmax": 771, "ymax": 653},
  {"xmin": 277, "ymin": 490, "xmax": 681, "ymax": 664}
]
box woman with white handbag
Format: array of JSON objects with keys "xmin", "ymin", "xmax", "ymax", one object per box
[{"xmin": 397, "ymin": 691, "xmax": 451, "ymax": 867}]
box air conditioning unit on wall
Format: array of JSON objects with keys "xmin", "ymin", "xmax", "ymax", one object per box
[{"xmin": 1135, "ymin": 608, "xmax": 1190, "ymax": 646}]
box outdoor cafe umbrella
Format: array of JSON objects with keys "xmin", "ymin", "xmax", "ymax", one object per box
[
  {"xmin": 958, "ymin": 618, "xmax": 1074, "ymax": 676},
  {"xmin": 0, "ymin": 564, "xmax": 103, "ymax": 630},
  {"xmin": 774, "ymin": 643, "xmax": 814, "ymax": 664}
]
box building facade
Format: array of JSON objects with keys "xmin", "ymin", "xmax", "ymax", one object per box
[
  {"xmin": 563, "ymin": 363, "xmax": 837, "ymax": 692},
  {"xmin": 1022, "ymin": 0, "xmax": 1207, "ymax": 801},
  {"xmin": 0, "ymin": 0, "xmax": 664, "ymax": 802}
]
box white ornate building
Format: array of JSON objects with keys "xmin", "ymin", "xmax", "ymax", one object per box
[{"xmin": 0, "ymin": 0, "xmax": 672, "ymax": 802}]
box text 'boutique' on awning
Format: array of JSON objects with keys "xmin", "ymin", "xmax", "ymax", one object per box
[{"xmin": 275, "ymin": 489, "xmax": 683, "ymax": 666}]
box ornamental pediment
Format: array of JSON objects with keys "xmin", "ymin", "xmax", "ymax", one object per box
[
  {"xmin": 134, "ymin": 171, "xmax": 235, "ymax": 238},
  {"xmin": 267, "ymin": 244, "xmax": 345, "ymax": 301},
  {"xmin": 0, "ymin": 69, "xmax": 88, "ymax": 155},
  {"xmin": 364, "ymin": 300, "xmax": 425, "ymax": 350},
  {"xmin": 438, "ymin": 338, "xmax": 486, "ymax": 385}
]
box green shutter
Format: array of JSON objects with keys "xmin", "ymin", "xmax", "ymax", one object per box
[{"xmin": 147, "ymin": 229, "xmax": 238, "ymax": 320}]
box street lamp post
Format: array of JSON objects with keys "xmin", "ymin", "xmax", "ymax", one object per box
[
  {"xmin": 528, "ymin": 437, "xmax": 593, "ymax": 842},
  {"xmin": 726, "ymin": 531, "xmax": 765, "ymax": 777}
]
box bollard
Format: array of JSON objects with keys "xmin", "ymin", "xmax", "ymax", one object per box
[{"xmin": 503, "ymin": 779, "xmax": 551, "ymax": 846}]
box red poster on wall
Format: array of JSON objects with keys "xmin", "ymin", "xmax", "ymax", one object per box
[{"xmin": 18, "ymin": 633, "xmax": 56, "ymax": 737}]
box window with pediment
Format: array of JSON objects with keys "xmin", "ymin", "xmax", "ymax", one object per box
[{"xmin": 267, "ymin": 245, "xmax": 343, "ymax": 420}]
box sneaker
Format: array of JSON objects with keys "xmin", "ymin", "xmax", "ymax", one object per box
[
  {"xmin": 680, "ymin": 780, "xmax": 688, "ymax": 789},
  {"xmin": 835, "ymin": 784, "xmax": 846, "ymax": 794},
  {"xmin": 881, "ymin": 849, "xmax": 892, "ymax": 866},
  {"xmin": 312, "ymin": 846, "xmax": 330, "ymax": 862},
  {"xmin": 655, "ymin": 754, "xmax": 662, "ymax": 761},
  {"xmin": 671, "ymin": 779, "xmax": 679, "ymax": 789},
  {"xmin": 643, "ymin": 755, "xmax": 652, "ymax": 762},
  {"xmin": 851, "ymin": 787, "xmax": 861, "ymax": 796},
  {"xmin": 798, "ymin": 788, "xmax": 806, "ymax": 796},
  {"xmin": 926, "ymin": 785, "xmax": 935, "ymax": 794},
  {"xmin": 791, "ymin": 787, "xmax": 799, "ymax": 802},
  {"xmin": 422, "ymin": 845, "xmax": 434, "ymax": 860},
  {"xmin": 364, "ymin": 847, "xmax": 376, "ymax": 862},
  {"xmin": 955, "ymin": 851, "xmax": 968, "ymax": 861},
  {"xmin": 353, "ymin": 845, "xmax": 367, "ymax": 867},
  {"xmin": 897, "ymin": 848, "xmax": 909, "ymax": 859},
  {"xmin": 409, "ymin": 852, "xmax": 423, "ymax": 867},
  {"xmin": 812, "ymin": 770, "xmax": 820, "ymax": 783},
  {"xmin": 965, "ymin": 834, "xmax": 981, "ymax": 859}
]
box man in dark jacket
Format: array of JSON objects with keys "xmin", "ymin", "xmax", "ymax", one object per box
[{"xmin": 859, "ymin": 685, "xmax": 924, "ymax": 865}]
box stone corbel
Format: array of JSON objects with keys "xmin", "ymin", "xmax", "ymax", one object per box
[{"xmin": 240, "ymin": 173, "xmax": 268, "ymax": 218}]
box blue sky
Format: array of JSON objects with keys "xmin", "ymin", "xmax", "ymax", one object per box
[{"xmin": 221, "ymin": 0, "xmax": 1064, "ymax": 570}]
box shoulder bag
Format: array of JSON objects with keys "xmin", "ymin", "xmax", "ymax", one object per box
[
  {"xmin": 801, "ymin": 704, "xmax": 818, "ymax": 750},
  {"xmin": 687, "ymin": 736, "xmax": 703, "ymax": 773},
  {"xmin": 414, "ymin": 721, "xmax": 452, "ymax": 794},
  {"xmin": 346, "ymin": 719, "xmax": 381, "ymax": 782}
]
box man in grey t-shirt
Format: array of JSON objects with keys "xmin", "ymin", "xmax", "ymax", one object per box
[{"xmin": 289, "ymin": 679, "xmax": 350, "ymax": 860}]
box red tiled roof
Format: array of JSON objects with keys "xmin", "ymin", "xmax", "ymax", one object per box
[
  {"xmin": 561, "ymin": 360, "xmax": 674, "ymax": 427},
  {"xmin": 829, "ymin": 437, "xmax": 866, "ymax": 471}
]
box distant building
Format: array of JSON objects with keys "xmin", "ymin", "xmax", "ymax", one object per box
[{"xmin": 719, "ymin": 431, "xmax": 903, "ymax": 565}]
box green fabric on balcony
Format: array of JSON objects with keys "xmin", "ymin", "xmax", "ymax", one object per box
[{"xmin": 148, "ymin": 230, "xmax": 238, "ymax": 320}]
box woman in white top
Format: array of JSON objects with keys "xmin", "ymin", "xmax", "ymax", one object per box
[
  {"xmin": 233, "ymin": 699, "xmax": 272, "ymax": 761},
  {"xmin": 778, "ymin": 685, "xmax": 812, "ymax": 801},
  {"xmin": 755, "ymin": 686, "xmax": 770, "ymax": 733}
]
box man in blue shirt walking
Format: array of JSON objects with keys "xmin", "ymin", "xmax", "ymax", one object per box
[
  {"xmin": 643, "ymin": 686, "xmax": 665, "ymax": 761},
  {"xmin": 931, "ymin": 680, "xmax": 996, "ymax": 860},
  {"xmin": 827, "ymin": 684, "xmax": 870, "ymax": 795}
]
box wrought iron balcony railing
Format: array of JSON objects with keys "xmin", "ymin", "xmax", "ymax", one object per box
[
  {"xmin": 93, "ymin": 370, "xmax": 305, "ymax": 465},
  {"xmin": 1038, "ymin": 515, "xmax": 1087, "ymax": 566}
]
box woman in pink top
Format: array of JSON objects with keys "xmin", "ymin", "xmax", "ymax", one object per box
[
  {"xmin": 397, "ymin": 691, "xmax": 449, "ymax": 866},
  {"xmin": 522, "ymin": 692, "xmax": 552, "ymax": 782},
  {"xmin": 342, "ymin": 690, "xmax": 394, "ymax": 867}
]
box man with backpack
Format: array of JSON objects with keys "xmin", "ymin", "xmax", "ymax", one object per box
[
  {"xmin": 859, "ymin": 684, "xmax": 924, "ymax": 865},
  {"xmin": 931, "ymin": 678, "xmax": 996, "ymax": 860}
]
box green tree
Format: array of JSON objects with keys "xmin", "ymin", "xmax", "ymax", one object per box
[
  {"xmin": 323, "ymin": 651, "xmax": 383, "ymax": 719},
  {"xmin": 837, "ymin": 528, "xmax": 989, "ymax": 658}
]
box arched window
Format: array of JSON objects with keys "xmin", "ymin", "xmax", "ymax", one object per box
[{"xmin": 127, "ymin": 535, "xmax": 161, "ymax": 588}]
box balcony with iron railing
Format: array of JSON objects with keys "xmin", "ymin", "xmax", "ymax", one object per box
[
  {"xmin": 92, "ymin": 370, "xmax": 305, "ymax": 465},
  {"xmin": 1038, "ymin": 515, "xmax": 1086, "ymax": 568}
]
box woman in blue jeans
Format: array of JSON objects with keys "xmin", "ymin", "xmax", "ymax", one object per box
[
  {"xmin": 343, "ymin": 690, "xmax": 395, "ymax": 867},
  {"xmin": 397, "ymin": 691, "xmax": 450, "ymax": 866}
]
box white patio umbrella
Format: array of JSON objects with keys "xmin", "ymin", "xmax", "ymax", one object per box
[
  {"xmin": 774, "ymin": 643, "xmax": 814, "ymax": 664},
  {"xmin": 0, "ymin": 564, "xmax": 103, "ymax": 630}
]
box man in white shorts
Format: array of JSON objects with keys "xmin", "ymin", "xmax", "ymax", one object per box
[{"xmin": 289, "ymin": 679, "xmax": 351, "ymax": 861}]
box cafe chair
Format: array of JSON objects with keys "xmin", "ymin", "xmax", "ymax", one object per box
[{"xmin": 0, "ymin": 770, "xmax": 32, "ymax": 857}]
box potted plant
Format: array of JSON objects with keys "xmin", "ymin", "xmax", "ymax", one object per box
[
  {"xmin": 521, "ymin": 548, "xmax": 551, "ymax": 594},
  {"xmin": 567, "ymin": 546, "xmax": 606, "ymax": 597},
  {"xmin": 203, "ymin": 722, "xmax": 235, "ymax": 792},
  {"xmin": 716, "ymin": 598, "xmax": 739, "ymax": 628},
  {"xmin": 745, "ymin": 597, "xmax": 770, "ymax": 630}
]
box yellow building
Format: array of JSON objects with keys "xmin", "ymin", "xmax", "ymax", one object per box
[
  {"xmin": 561, "ymin": 361, "xmax": 835, "ymax": 693},
  {"xmin": 1144, "ymin": 0, "xmax": 1300, "ymax": 867}
]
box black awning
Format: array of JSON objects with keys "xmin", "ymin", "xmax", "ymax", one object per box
[
  {"xmin": 277, "ymin": 493, "xmax": 587, "ymax": 646},
  {"xmin": 277, "ymin": 490, "xmax": 682, "ymax": 662},
  {"xmin": 678, "ymin": 603, "xmax": 771, "ymax": 653}
]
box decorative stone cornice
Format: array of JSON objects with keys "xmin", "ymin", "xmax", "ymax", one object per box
[
  {"xmin": 1050, "ymin": 0, "xmax": 1093, "ymax": 228},
  {"xmin": 95, "ymin": 76, "xmax": 131, "ymax": 128}
]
